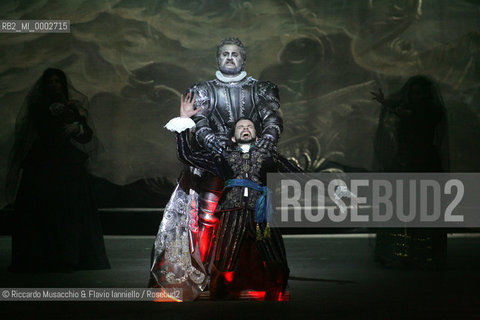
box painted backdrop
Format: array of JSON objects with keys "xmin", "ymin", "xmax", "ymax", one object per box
[{"xmin": 1, "ymin": 0, "xmax": 479, "ymax": 208}]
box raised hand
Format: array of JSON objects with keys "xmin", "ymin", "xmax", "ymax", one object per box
[
  {"xmin": 370, "ymin": 88, "xmax": 385, "ymax": 105},
  {"xmin": 180, "ymin": 92, "xmax": 201, "ymax": 118}
]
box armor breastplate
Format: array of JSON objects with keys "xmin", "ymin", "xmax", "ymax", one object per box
[
  {"xmin": 204, "ymin": 77, "xmax": 260, "ymax": 142},
  {"xmin": 191, "ymin": 75, "xmax": 282, "ymax": 149}
]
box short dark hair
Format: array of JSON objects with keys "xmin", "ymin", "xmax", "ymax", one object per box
[{"xmin": 217, "ymin": 37, "xmax": 246, "ymax": 68}]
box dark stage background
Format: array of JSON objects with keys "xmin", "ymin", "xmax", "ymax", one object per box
[{"xmin": 0, "ymin": 0, "xmax": 479, "ymax": 224}]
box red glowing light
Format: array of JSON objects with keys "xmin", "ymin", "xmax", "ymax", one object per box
[
  {"xmin": 241, "ymin": 291, "xmax": 265, "ymax": 301},
  {"xmin": 223, "ymin": 271, "xmax": 234, "ymax": 283}
]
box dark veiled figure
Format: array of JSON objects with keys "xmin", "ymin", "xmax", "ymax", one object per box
[
  {"xmin": 6, "ymin": 68, "xmax": 110, "ymax": 272},
  {"xmin": 372, "ymin": 75, "xmax": 449, "ymax": 269}
]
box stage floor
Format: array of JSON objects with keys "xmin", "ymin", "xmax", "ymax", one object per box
[{"xmin": 1, "ymin": 234, "xmax": 479, "ymax": 319}]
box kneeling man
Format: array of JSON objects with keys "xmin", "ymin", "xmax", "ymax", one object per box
[{"xmin": 165, "ymin": 93, "xmax": 301, "ymax": 300}]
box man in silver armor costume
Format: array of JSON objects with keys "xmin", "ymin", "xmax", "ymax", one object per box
[
  {"xmin": 190, "ymin": 38, "xmax": 282, "ymax": 153},
  {"xmin": 187, "ymin": 38, "xmax": 283, "ymax": 272},
  {"xmin": 150, "ymin": 38, "xmax": 284, "ymax": 300}
]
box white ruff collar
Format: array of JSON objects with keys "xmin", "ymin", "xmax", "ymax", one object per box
[
  {"xmin": 215, "ymin": 70, "xmax": 247, "ymax": 83},
  {"xmin": 239, "ymin": 144, "xmax": 251, "ymax": 153}
]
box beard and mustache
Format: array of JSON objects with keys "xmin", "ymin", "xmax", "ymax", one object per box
[
  {"xmin": 218, "ymin": 61, "xmax": 243, "ymax": 75},
  {"xmin": 236, "ymin": 131, "xmax": 256, "ymax": 144},
  {"xmin": 237, "ymin": 136, "xmax": 256, "ymax": 144}
]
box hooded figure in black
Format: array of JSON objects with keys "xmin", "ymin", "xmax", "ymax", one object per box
[
  {"xmin": 6, "ymin": 68, "xmax": 110, "ymax": 272},
  {"xmin": 373, "ymin": 75, "xmax": 449, "ymax": 173},
  {"xmin": 372, "ymin": 75, "xmax": 449, "ymax": 269}
]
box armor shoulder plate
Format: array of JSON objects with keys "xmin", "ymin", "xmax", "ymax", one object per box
[
  {"xmin": 188, "ymin": 82, "xmax": 210, "ymax": 107},
  {"xmin": 188, "ymin": 82, "xmax": 216, "ymax": 119},
  {"xmin": 256, "ymin": 80, "xmax": 279, "ymax": 103}
]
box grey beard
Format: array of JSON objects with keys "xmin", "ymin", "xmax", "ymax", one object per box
[{"xmin": 219, "ymin": 64, "xmax": 242, "ymax": 75}]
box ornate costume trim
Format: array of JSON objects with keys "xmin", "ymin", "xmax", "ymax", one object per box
[
  {"xmin": 164, "ymin": 117, "xmax": 196, "ymax": 133},
  {"xmin": 215, "ymin": 70, "xmax": 247, "ymax": 83},
  {"xmin": 194, "ymin": 126, "xmax": 211, "ymax": 138},
  {"xmin": 150, "ymin": 186, "xmax": 207, "ymax": 292}
]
